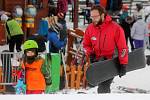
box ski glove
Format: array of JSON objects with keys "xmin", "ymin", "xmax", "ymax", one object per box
[
  {"xmin": 146, "ymin": 55, "xmax": 150, "ymax": 65},
  {"xmin": 90, "ymin": 53, "xmax": 96, "ymax": 63},
  {"xmin": 119, "ymin": 64, "xmax": 127, "ymax": 78}
]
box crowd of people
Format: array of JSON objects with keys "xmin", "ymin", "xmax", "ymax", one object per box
[{"xmin": 0, "ymin": 0, "xmax": 150, "ymax": 94}]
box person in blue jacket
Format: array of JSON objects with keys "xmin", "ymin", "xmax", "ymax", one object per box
[{"xmin": 47, "ymin": 21, "xmax": 67, "ymax": 53}]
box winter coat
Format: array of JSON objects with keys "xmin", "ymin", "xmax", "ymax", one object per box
[
  {"xmin": 131, "ymin": 19, "xmax": 148, "ymax": 40},
  {"xmin": 22, "ymin": 58, "xmax": 46, "ymax": 91},
  {"xmin": 47, "ymin": 31, "xmax": 66, "ymax": 53},
  {"xmin": 119, "ymin": 12, "xmax": 131, "ymax": 37},
  {"xmin": 57, "ymin": 0, "xmax": 68, "ymax": 14},
  {"xmin": 6, "ymin": 19, "xmax": 24, "ymax": 39},
  {"xmin": 83, "ymin": 15, "xmax": 128, "ymax": 64},
  {"xmin": 119, "ymin": 11, "xmax": 128, "ymax": 24},
  {"xmin": 133, "ymin": 9, "xmax": 145, "ymax": 21}
]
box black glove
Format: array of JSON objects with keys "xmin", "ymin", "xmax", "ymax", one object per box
[
  {"xmin": 90, "ymin": 53, "xmax": 96, "ymax": 63},
  {"xmin": 146, "ymin": 55, "xmax": 150, "ymax": 65},
  {"xmin": 119, "ymin": 64, "xmax": 127, "ymax": 78}
]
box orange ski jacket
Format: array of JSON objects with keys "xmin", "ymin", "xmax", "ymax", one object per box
[{"xmin": 22, "ymin": 58, "xmax": 46, "ymax": 91}]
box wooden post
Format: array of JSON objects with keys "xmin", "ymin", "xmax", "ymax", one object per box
[
  {"xmin": 0, "ymin": 67, "xmax": 5, "ymax": 92},
  {"xmin": 70, "ymin": 65, "xmax": 76, "ymax": 89},
  {"xmin": 82, "ymin": 57, "xmax": 90, "ymax": 88},
  {"xmin": 73, "ymin": 0, "xmax": 79, "ymax": 29},
  {"xmin": 66, "ymin": 65, "xmax": 71, "ymax": 88},
  {"xmin": 66, "ymin": 30, "xmax": 75, "ymax": 66},
  {"xmin": 75, "ymin": 65, "xmax": 83, "ymax": 89}
]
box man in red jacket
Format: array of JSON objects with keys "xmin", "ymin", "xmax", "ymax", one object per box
[{"xmin": 83, "ymin": 5, "xmax": 128, "ymax": 93}]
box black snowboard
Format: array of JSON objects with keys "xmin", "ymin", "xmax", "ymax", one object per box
[{"xmin": 86, "ymin": 48, "xmax": 146, "ymax": 86}]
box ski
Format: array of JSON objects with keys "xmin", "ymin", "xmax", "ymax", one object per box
[{"xmin": 117, "ymin": 86, "xmax": 150, "ymax": 93}]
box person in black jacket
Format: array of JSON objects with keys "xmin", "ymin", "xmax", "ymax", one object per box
[{"xmin": 119, "ymin": 5, "xmax": 134, "ymax": 51}]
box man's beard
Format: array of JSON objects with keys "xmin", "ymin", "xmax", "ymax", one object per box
[{"xmin": 93, "ymin": 18, "xmax": 103, "ymax": 26}]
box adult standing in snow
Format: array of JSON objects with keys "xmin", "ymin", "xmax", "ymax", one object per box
[
  {"xmin": 83, "ymin": 5, "xmax": 128, "ymax": 93},
  {"xmin": 56, "ymin": 0, "xmax": 68, "ymax": 42},
  {"xmin": 47, "ymin": 16, "xmax": 67, "ymax": 53},
  {"xmin": 131, "ymin": 15, "xmax": 149, "ymax": 49},
  {"xmin": 119, "ymin": 4, "xmax": 134, "ymax": 51}
]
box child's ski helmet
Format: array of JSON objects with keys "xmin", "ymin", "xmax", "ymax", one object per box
[{"xmin": 23, "ymin": 40, "xmax": 38, "ymax": 51}]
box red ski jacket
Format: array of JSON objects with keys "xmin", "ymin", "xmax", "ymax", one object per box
[{"xmin": 83, "ymin": 15, "xmax": 128, "ymax": 64}]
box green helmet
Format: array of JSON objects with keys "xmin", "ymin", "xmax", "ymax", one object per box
[{"xmin": 23, "ymin": 40, "xmax": 38, "ymax": 51}]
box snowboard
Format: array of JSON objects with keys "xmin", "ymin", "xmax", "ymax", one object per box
[
  {"xmin": 45, "ymin": 53, "xmax": 61, "ymax": 93},
  {"xmin": 86, "ymin": 48, "xmax": 146, "ymax": 86}
]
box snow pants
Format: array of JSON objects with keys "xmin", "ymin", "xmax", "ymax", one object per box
[
  {"xmin": 133, "ymin": 39, "xmax": 144, "ymax": 49},
  {"xmin": 8, "ymin": 34, "xmax": 23, "ymax": 52},
  {"xmin": 97, "ymin": 78, "xmax": 114, "ymax": 93}
]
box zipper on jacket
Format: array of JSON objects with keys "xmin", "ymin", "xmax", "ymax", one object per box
[
  {"xmin": 99, "ymin": 30, "xmax": 102, "ymax": 56},
  {"xmin": 103, "ymin": 33, "xmax": 106, "ymax": 48}
]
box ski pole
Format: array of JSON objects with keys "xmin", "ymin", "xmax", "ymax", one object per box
[{"xmin": 61, "ymin": 51, "xmax": 69, "ymax": 89}]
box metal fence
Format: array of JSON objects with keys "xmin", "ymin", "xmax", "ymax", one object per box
[{"xmin": 0, "ymin": 51, "xmax": 23, "ymax": 86}]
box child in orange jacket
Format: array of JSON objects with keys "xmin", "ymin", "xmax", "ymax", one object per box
[{"xmin": 20, "ymin": 40, "xmax": 51, "ymax": 94}]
